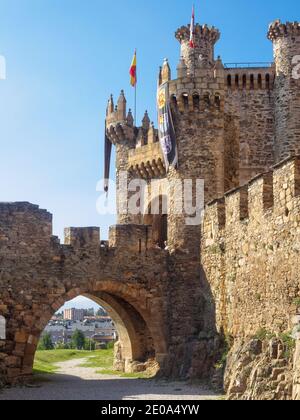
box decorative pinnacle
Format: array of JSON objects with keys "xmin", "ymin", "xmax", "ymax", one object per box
[
  {"xmin": 268, "ymin": 20, "xmax": 300, "ymax": 41},
  {"xmin": 127, "ymin": 109, "xmax": 134, "ymax": 127},
  {"xmin": 107, "ymin": 94, "xmax": 114, "ymax": 114},
  {"xmin": 161, "ymin": 58, "xmax": 171, "ymax": 83},
  {"xmin": 142, "ymin": 111, "xmax": 150, "ymax": 130}
]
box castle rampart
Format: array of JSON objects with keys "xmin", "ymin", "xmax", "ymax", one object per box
[{"xmin": 202, "ymin": 156, "xmax": 300, "ymax": 338}]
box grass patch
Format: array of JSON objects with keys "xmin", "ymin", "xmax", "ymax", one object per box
[
  {"xmin": 34, "ymin": 349, "xmax": 154, "ymax": 380},
  {"xmin": 79, "ymin": 351, "xmax": 153, "ymax": 379},
  {"xmin": 252, "ymin": 328, "xmax": 276, "ymax": 341},
  {"xmin": 33, "ymin": 350, "xmax": 102, "ymax": 375},
  {"xmin": 278, "ymin": 332, "xmax": 296, "ymax": 359},
  {"xmin": 79, "ymin": 349, "xmax": 114, "ymax": 370}
]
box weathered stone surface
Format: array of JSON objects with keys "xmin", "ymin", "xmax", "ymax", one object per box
[
  {"xmin": 1, "ymin": 18, "xmax": 300, "ymax": 401},
  {"xmin": 225, "ymin": 338, "xmax": 293, "ymax": 400}
]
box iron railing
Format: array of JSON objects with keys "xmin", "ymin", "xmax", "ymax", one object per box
[{"xmin": 224, "ymin": 62, "xmax": 274, "ymax": 69}]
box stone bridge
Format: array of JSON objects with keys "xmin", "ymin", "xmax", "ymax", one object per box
[{"xmin": 0, "ymin": 202, "xmax": 217, "ymax": 385}]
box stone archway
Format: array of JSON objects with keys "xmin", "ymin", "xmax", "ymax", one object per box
[
  {"xmin": 0, "ymin": 203, "xmax": 171, "ymax": 386},
  {"xmin": 13, "ymin": 280, "xmax": 168, "ymax": 382}
]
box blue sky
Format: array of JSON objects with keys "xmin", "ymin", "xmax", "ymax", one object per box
[
  {"xmin": 60, "ymin": 295, "xmax": 100, "ymax": 312},
  {"xmin": 0, "ymin": 0, "xmax": 299, "ymax": 241}
]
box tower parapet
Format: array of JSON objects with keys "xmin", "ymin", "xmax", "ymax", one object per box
[
  {"xmin": 175, "ymin": 24, "xmax": 220, "ymax": 75},
  {"xmin": 268, "ymin": 20, "xmax": 300, "ymax": 76},
  {"xmin": 268, "ymin": 20, "xmax": 300, "ymax": 162}
]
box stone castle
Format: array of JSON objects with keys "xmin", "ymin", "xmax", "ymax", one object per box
[{"xmin": 0, "ymin": 19, "xmax": 300, "ymax": 400}]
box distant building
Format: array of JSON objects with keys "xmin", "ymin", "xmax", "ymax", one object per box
[
  {"xmin": 63, "ymin": 308, "xmax": 85, "ymax": 322},
  {"xmin": 45, "ymin": 313, "xmax": 117, "ymax": 346},
  {"xmin": 84, "ymin": 307, "xmax": 95, "ymax": 317}
]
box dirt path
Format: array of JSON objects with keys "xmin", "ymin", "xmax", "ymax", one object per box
[{"xmin": 0, "ymin": 358, "xmax": 220, "ymax": 400}]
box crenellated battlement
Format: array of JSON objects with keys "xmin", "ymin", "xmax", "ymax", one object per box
[
  {"xmin": 176, "ymin": 24, "xmax": 220, "ymax": 45},
  {"xmin": 268, "ymin": 20, "xmax": 300, "ymax": 41},
  {"xmin": 0, "ymin": 202, "xmax": 53, "ymax": 248},
  {"xmin": 203, "ymin": 156, "xmax": 300, "ymax": 239},
  {"xmin": 201, "ymin": 154, "xmax": 300, "ymax": 348},
  {"xmin": 109, "ymin": 224, "xmax": 154, "ymax": 253},
  {"xmin": 0, "ymin": 202, "xmax": 162, "ymax": 258},
  {"xmin": 176, "ymin": 24, "xmax": 220, "ymax": 72},
  {"xmin": 128, "ymin": 142, "xmax": 166, "ymax": 179},
  {"xmin": 64, "ymin": 227, "xmax": 100, "ymax": 248}
]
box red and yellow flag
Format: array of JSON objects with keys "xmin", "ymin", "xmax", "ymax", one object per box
[
  {"xmin": 189, "ymin": 5, "xmax": 195, "ymax": 49},
  {"xmin": 129, "ymin": 50, "xmax": 137, "ymax": 87}
]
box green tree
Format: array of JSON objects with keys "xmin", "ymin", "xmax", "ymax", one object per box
[
  {"xmin": 71, "ymin": 329, "xmax": 85, "ymax": 350},
  {"xmin": 96, "ymin": 307, "xmax": 107, "ymax": 316},
  {"xmin": 84, "ymin": 338, "xmax": 96, "ymax": 351},
  {"xmin": 38, "ymin": 333, "xmax": 54, "ymax": 350}
]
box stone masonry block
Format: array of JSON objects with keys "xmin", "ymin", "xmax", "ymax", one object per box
[
  {"xmin": 109, "ymin": 224, "xmax": 153, "ymax": 253},
  {"xmin": 64, "ymin": 227, "xmax": 100, "ymax": 248}
]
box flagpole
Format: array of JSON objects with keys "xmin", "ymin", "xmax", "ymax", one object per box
[
  {"xmin": 134, "ymin": 48, "xmax": 137, "ymax": 125},
  {"xmin": 134, "ymin": 81, "xmax": 137, "ymax": 125}
]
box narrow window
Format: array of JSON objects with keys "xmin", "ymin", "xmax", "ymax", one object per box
[
  {"xmin": 242, "ymin": 74, "xmax": 247, "ymax": 89},
  {"xmin": 182, "ymin": 93, "xmax": 189, "ymax": 110},
  {"xmin": 227, "ymin": 75, "xmax": 232, "ymax": 87},
  {"xmin": 0, "ymin": 316, "xmax": 6, "ymax": 340},
  {"xmin": 250, "ymin": 74, "xmax": 254, "ymax": 89},
  {"xmin": 235, "ymin": 74, "xmax": 239, "ymax": 88},
  {"xmin": 193, "ymin": 93, "xmax": 200, "ymax": 110},
  {"xmin": 215, "ymin": 94, "xmax": 221, "ymax": 108},
  {"xmin": 266, "ymin": 74, "xmax": 270, "ymax": 90},
  {"xmin": 258, "ymin": 74, "xmax": 262, "ymax": 89},
  {"xmin": 171, "ymin": 95, "xmax": 177, "ymax": 108}
]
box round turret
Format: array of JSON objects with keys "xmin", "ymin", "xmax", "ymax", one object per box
[{"xmin": 175, "ymin": 24, "xmax": 220, "ymax": 75}]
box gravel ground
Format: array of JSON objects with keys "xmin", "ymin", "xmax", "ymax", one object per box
[{"xmin": 0, "ymin": 359, "xmax": 219, "ymax": 401}]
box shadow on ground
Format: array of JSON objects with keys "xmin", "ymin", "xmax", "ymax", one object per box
[{"xmin": 0, "ymin": 372, "xmax": 219, "ymax": 401}]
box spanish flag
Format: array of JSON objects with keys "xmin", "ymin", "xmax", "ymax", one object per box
[{"xmin": 129, "ymin": 50, "xmax": 137, "ymax": 87}]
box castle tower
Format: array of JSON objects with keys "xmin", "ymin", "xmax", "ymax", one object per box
[
  {"xmin": 164, "ymin": 22, "xmax": 225, "ymax": 254},
  {"xmin": 106, "ymin": 91, "xmax": 137, "ymax": 224},
  {"xmin": 176, "ymin": 24, "xmax": 220, "ymax": 75},
  {"xmin": 268, "ymin": 20, "xmax": 300, "ymax": 161}
]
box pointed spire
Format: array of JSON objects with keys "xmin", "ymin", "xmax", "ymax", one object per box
[
  {"xmin": 161, "ymin": 58, "xmax": 171, "ymax": 84},
  {"xmin": 158, "ymin": 66, "xmax": 163, "ymax": 86},
  {"xmin": 214, "ymin": 55, "xmax": 224, "ymax": 79},
  {"xmin": 214, "ymin": 55, "xmax": 224, "ymax": 69},
  {"xmin": 127, "ymin": 109, "xmax": 134, "ymax": 127},
  {"xmin": 107, "ymin": 94, "xmax": 114, "ymax": 115},
  {"xmin": 117, "ymin": 90, "xmax": 127, "ymax": 120},
  {"xmin": 142, "ymin": 111, "xmax": 150, "ymax": 131}
]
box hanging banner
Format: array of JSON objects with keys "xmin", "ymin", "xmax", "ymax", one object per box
[
  {"xmin": 157, "ymin": 83, "xmax": 178, "ymax": 172},
  {"xmin": 104, "ymin": 121, "xmax": 112, "ymax": 194}
]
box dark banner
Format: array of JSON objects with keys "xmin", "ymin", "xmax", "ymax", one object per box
[
  {"xmin": 157, "ymin": 83, "xmax": 178, "ymax": 171},
  {"xmin": 104, "ymin": 121, "xmax": 112, "ymax": 193}
]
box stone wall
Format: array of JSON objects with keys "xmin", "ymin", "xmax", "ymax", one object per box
[
  {"xmin": 224, "ymin": 68, "xmax": 275, "ymax": 185},
  {"xmin": 202, "ymin": 156, "xmax": 300, "ymax": 336},
  {"xmin": 201, "ymin": 156, "xmax": 300, "ymax": 398},
  {"xmin": 0, "ymin": 202, "xmax": 218, "ymax": 386}
]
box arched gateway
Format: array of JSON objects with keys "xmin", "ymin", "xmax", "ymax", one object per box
[
  {"xmin": 0, "ymin": 203, "xmax": 175, "ymax": 383},
  {"xmin": 0, "ymin": 200, "xmax": 218, "ymax": 385}
]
